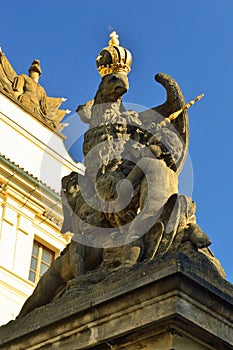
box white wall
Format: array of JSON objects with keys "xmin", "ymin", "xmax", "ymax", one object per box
[{"xmin": 0, "ymin": 93, "xmax": 84, "ymax": 193}]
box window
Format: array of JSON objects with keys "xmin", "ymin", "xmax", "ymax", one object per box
[{"xmin": 28, "ymin": 241, "xmax": 54, "ymax": 283}]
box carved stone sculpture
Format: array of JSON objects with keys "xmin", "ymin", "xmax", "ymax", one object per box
[
  {"xmin": 17, "ymin": 32, "xmax": 225, "ymax": 319},
  {"xmin": 0, "ymin": 50, "xmax": 69, "ymax": 129}
]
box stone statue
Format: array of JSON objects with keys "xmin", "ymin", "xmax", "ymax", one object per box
[
  {"xmin": 0, "ymin": 50, "xmax": 69, "ymax": 129},
  {"xmin": 17, "ymin": 32, "xmax": 225, "ymax": 319}
]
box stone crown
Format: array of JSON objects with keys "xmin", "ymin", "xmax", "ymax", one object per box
[{"xmin": 96, "ymin": 31, "xmax": 132, "ymax": 77}]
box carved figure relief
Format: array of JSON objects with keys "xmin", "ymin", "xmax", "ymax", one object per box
[{"xmin": 0, "ymin": 50, "xmax": 69, "ymax": 130}]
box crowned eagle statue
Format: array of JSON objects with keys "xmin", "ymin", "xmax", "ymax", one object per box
[{"xmin": 17, "ymin": 32, "xmax": 225, "ymax": 320}]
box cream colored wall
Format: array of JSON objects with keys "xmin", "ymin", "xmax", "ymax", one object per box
[
  {"xmin": 0, "ymin": 187, "xmax": 68, "ymax": 325},
  {"xmin": 0, "ymin": 266, "xmax": 34, "ymax": 325},
  {"xmin": 0, "ymin": 200, "xmax": 64, "ymax": 279},
  {"xmin": 0, "ymin": 91, "xmax": 82, "ymax": 325}
]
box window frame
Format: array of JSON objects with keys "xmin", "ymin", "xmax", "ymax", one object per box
[{"xmin": 29, "ymin": 240, "xmax": 55, "ymax": 284}]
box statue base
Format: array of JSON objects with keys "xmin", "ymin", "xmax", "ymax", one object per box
[{"xmin": 0, "ymin": 249, "xmax": 232, "ymax": 349}]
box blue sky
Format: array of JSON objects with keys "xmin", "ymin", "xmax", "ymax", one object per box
[{"xmin": 1, "ymin": 0, "xmax": 233, "ymax": 282}]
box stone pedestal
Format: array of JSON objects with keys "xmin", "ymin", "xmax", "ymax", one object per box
[{"xmin": 0, "ymin": 251, "xmax": 232, "ymax": 349}]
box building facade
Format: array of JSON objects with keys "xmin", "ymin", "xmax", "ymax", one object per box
[{"xmin": 0, "ymin": 77, "xmax": 82, "ymax": 325}]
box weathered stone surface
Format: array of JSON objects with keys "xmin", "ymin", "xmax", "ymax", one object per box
[
  {"xmin": 16, "ymin": 32, "xmax": 220, "ymax": 320},
  {"xmin": 2, "ymin": 32, "xmax": 232, "ymax": 350},
  {"xmin": 0, "ymin": 251, "xmax": 232, "ymax": 349}
]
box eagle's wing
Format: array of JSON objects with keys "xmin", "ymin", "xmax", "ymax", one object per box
[{"xmin": 140, "ymin": 73, "xmax": 189, "ymax": 174}]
